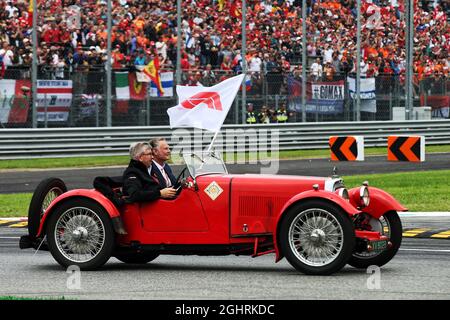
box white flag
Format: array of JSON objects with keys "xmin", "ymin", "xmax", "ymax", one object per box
[{"xmin": 167, "ymin": 74, "xmax": 245, "ymax": 132}]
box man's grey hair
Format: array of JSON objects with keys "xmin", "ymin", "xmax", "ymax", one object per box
[
  {"xmin": 129, "ymin": 142, "xmax": 150, "ymax": 160},
  {"xmin": 149, "ymin": 137, "xmax": 167, "ymax": 149}
]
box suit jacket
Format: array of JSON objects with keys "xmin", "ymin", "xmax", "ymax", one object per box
[
  {"xmin": 123, "ymin": 159, "xmax": 161, "ymax": 203},
  {"xmin": 151, "ymin": 162, "xmax": 178, "ymax": 188}
]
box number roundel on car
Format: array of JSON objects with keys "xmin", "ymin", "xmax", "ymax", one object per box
[{"xmin": 204, "ymin": 181, "xmax": 223, "ymax": 201}]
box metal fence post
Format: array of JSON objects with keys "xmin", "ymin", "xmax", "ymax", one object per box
[
  {"xmin": 106, "ymin": 0, "xmax": 112, "ymax": 127},
  {"xmin": 44, "ymin": 93, "xmax": 48, "ymax": 128},
  {"xmin": 31, "ymin": 0, "xmax": 38, "ymax": 128},
  {"xmin": 241, "ymin": 0, "xmax": 247, "ymax": 124},
  {"xmin": 301, "ymin": 0, "xmax": 307, "ymax": 123}
]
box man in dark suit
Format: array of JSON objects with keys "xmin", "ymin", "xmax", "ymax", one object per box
[
  {"xmin": 123, "ymin": 142, "xmax": 176, "ymax": 203},
  {"xmin": 149, "ymin": 137, "xmax": 179, "ymax": 188}
]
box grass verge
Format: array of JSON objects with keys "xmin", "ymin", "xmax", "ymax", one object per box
[
  {"xmin": 0, "ymin": 193, "xmax": 32, "ymax": 217},
  {"xmin": 1, "ymin": 169, "xmax": 449, "ymax": 217},
  {"xmin": 343, "ymin": 169, "xmax": 450, "ymax": 212}
]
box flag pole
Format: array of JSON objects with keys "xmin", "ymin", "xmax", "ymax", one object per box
[{"xmin": 206, "ymin": 131, "xmax": 220, "ymax": 153}]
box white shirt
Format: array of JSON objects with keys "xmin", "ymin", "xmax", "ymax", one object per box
[
  {"xmin": 323, "ymin": 48, "xmax": 334, "ymax": 64},
  {"xmin": 152, "ymin": 161, "xmax": 172, "ymax": 187},
  {"xmin": 249, "ymin": 56, "xmax": 262, "ymax": 73},
  {"xmin": 310, "ymin": 62, "xmax": 323, "ymax": 77},
  {"xmin": 2, "ymin": 49, "xmax": 14, "ymax": 66}
]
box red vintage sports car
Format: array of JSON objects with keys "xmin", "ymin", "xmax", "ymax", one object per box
[{"xmin": 20, "ymin": 152, "xmax": 405, "ymax": 275}]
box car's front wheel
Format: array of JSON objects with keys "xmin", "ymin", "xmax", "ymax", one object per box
[
  {"xmin": 279, "ymin": 200, "xmax": 355, "ymax": 275},
  {"xmin": 348, "ymin": 211, "xmax": 402, "ymax": 269},
  {"xmin": 46, "ymin": 198, "xmax": 115, "ymax": 270}
]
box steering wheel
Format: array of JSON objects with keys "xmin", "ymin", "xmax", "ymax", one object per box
[
  {"xmin": 175, "ymin": 167, "xmax": 188, "ymax": 184},
  {"xmin": 174, "ymin": 167, "xmax": 188, "ymax": 196}
]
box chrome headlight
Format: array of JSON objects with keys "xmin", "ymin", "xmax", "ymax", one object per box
[
  {"xmin": 359, "ymin": 185, "xmax": 370, "ymax": 207},
  {"xmin": 337, "ymin": 188, "xmax": 349, "ymax": 201}
]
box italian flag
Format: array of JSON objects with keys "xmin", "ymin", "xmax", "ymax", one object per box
[
  {"xmin": 115, "ymin": 72, "xmax": 130, "ymax": 114},
  {"xmin": 0, "ymin": 79, "xmax": 31, "ymax": 124}
]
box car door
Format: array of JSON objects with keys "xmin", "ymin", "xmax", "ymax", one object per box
[{"xmin": 139, "ymin": 187, "xmax": 208, "ymax": 232}]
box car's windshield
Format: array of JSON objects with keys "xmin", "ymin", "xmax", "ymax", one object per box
[{"xmin": 182, "ymin": 152, "xmax": 228, "ymax": 177}]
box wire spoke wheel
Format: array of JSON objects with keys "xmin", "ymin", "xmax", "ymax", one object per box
[
  {"xmin": 55, "ymin": 207, "xmax": 106, "ymax": 263},
  {"xmin": 41, "ymin": 187, "xmax": 65, "ymax": 219},
  {"xmin": 28, "ymin": 178, "xmax": 67, "ymax": 239},
  {"xmin": 280, "ymin": 200, "xmax": 354, "ymax": 275},
  {"xmin": 353, "ymin": 215, "xmax": 390, "ymax": 259},
  {"xmin": 348, "ymin": 211, "xmax": 402, "ymax": 269},
  {"xmin": 47, "ymin": 198, "xmax": 114, "ymax": 270},
  {"xmin": 289, "ymin": 208, "xmax": 344, "ymax": 267}
]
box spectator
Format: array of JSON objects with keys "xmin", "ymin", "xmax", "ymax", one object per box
[
  {"xmin": 310, "ymin": 58, "xmax": 323, "ymax": 81},
  {"xmin": 246, "ymin": 103, "xmax": 257, "ymax": 124},
  {"xmin": 258, "ymin": 105, "xmax": 270, "ymax": 124},
  {"xmin": 323, "ymin": 61, "xmax": 336, "ymax": 81},
  {"xmin": 0, "ymin": 0, "xmax": 446, "ymax": 89},
  {"xmin": 134, "ymin": 51, "xmax": 146, "ymax": 66},
  {"xmin": 249, "ymin": 52, "xmax": 262, "ymax": 74},
  {"xmin": 0, "ymin": 43, "xmax": 14, "ymax": 67},
  {"xmin": 202, "ymin": 64, "xmax": 216, "ymax": 86}
]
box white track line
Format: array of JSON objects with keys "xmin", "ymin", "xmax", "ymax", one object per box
[
  {"xmin": 399, "ymin": 212, "xmax": 450, "ymax": 217},
  {"xmin": 400, "ymin": 248, "xmax": 450, "ymax": 253}
]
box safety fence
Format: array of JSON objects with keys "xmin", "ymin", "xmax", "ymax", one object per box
[
  {"xmin": 1, "ymin": 120, "xmax": 450, "ymax": 159},
  {"xmin": 1, "ymin": 67, "xmax": 449, "ymax": 128}
]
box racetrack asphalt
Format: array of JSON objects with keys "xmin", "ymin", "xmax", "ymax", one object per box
[
  {"xmin": 1, "ymin": 227, "xmax": 449, "ymax": 300},
  {"xmin": 1, "ymin": 152, "xmax": 450, "ymax": 194}
]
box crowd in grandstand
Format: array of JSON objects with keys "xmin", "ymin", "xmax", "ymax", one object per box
[{"xmin": 0, "ymin": 0, "xmax": 448, "ymax": 84}]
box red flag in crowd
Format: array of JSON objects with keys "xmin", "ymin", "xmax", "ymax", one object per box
[
  {"xmin": 143, "ymin": 55, "xmax": 164, "ymax": 96},
  {"xmin": 128, "ymin": 72, "xmax": 146, "ymax": 100},
  {"xmin": 230, "ymin": 1, "xmax": 242, "ymax": 19}
]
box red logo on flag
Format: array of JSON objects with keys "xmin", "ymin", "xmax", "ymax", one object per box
[{"xmin": 181, "ymin": 92, "xmax": 223, "ymax": 111}]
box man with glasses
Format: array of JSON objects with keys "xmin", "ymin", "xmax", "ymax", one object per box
[{"xmin": 123, "ymin": 142, "xmax": 176, "ymax": 203}]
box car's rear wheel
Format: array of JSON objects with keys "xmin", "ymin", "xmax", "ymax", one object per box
[
  {"xmin": 46, "ymin": 198, "xmax": 114, "ymax": 270},
  {"xmin": 28, "ymin": 178, "xmax": 67, "ymax": 239},
  {"xmin": 279, "ymin": 200, "xmax": 355, "ymax": 275},
  {"xmin": 348, "ymin": 211, "xmax": 402, "ymax": 269},
  {"xmin": 115, "ymin": 253, "xmax": 159, "ymax": 264}
]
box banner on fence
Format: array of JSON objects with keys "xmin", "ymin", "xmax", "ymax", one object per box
[
  {"xmin": 287, "ymin": 77, "xmax": 344, "ymax": 114},
  {"xmin": 80, "ymin": 94, "xmax": 100, "ymax": 117},
  {"xmin": 36, "ymin": 80, "xmax": 72, "ymax": 122},
  {"xmin": 0, "ymin": 79, "xmax": 31, "ymax": 124},
  {"xmin": 420, "ymin": 94, "xmax": 450, "ymax": 119},
  {"xmin": 347, "ymin": 77, "xmax": 377, "ymax": 113},
  {"xmin": 306, "ymin": 81, "xmax": 345, "ymax": 114}
]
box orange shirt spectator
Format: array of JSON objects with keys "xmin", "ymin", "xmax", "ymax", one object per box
[{"xmin": 133, "ymin": 17, "xmax": 146, "ymax": 31}]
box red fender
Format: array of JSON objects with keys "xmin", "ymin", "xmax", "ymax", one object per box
[
  {"xmin": 348, "ymin": 186, "xmax": 407, "ymax": 219},
  {"xmin": 272, "ymin": 190, "xmax": 361, "ymax": 263},
  {"xmin": 36, "ymin": 189, "xmax": 121, "ymax": 237}
]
